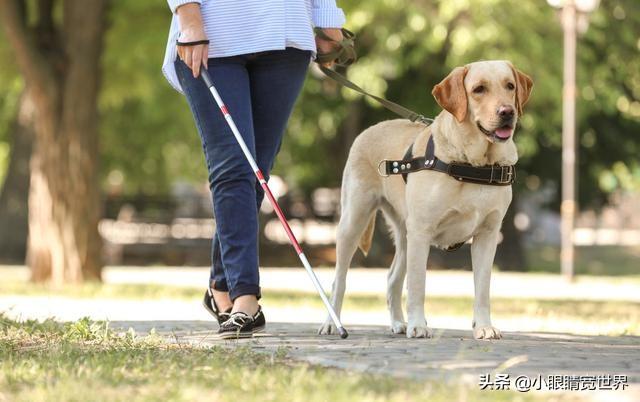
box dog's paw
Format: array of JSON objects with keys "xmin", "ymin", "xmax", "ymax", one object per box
[
  {"xmin": 473, "ymin": 325, "xmax": 502, "ymax": 340},
  {"xmin": 318, "ymin": 321, "xmax": 337, "ymax": 335},
  {"xmin": 390, "ymin": 321, "xmax": 407, "ymax": 334},
  {"xmin": 406, "ymin": 321, "xmax": 433, "ymax": 338}
]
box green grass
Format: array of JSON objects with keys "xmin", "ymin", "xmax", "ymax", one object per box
[
  {"xmin": 0, "ymin": 314, "xmax": 552, "ymax": 402},
  {"xmin": 2, "ymin": 265, "xmax": 638, "ymax": 336},
  {"xmin": 1, "ymin": 277, "xmax": 638, "ymax": 335},
  {"xmin": 526, "ymin": 245, "xmax": 640, "ymax": 276}
]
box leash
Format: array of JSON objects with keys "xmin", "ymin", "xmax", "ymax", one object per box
[
  {"xmin": 316, "ymin": 28, "xmax": 515, "ymax": 189},
  {"xmin": 315, "ymin": 28, "xmax": 433, "ymax": 126},
  {"xmin": 319, "ymin": 65, "xmax": 434, "ymax": 125}
]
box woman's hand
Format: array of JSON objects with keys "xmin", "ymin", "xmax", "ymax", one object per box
[
  {"xmin": 176, "ymin": 3, "xmax": 209, "ymax": 78},
  {"xmin": 315, "ymin": 28, "xmax": 344, "ymax": 67}
]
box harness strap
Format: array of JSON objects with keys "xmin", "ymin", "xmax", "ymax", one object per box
[
  {"xmin": 313, "ymin": 29, "xmax": 512, "ymax": 185},
  {"xmin": 382, "ymin": 137, "xmax": 516, "ymax": 186}
]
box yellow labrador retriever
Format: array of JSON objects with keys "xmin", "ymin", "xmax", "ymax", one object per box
[{"xmin": 319, "ymin": 60, "xmax": 533, "ymax": 339}]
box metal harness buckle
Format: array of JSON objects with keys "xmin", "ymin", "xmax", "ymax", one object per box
[
  {"xmin": 500, "ymin": 166, "xmax": 513, "ymax": 183},
  {"xmin": 377, "ymin": 160, "xmax": 390, "ymax": 177}
]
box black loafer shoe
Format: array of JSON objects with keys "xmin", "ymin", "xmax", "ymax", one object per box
[
  {"xmin": 251, "ymin": 306, "xmax": 266, "ymax": 334},
  {"xmin": 218, "ymin": 306, "xmax": 266, "ymax": 339},
  {"xmin": 203, "ymin": 288, "xmax": 232, "ymax": 325}
]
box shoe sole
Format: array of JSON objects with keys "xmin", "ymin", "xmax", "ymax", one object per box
[
  {"xmin": 218, "ymin": 325, "xmax": 265, "ymax": 340},
  {"xmin": 218, "ymin": 331, "xmax": 253, "ymax": 339}
]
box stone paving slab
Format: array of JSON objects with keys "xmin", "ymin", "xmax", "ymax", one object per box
[{"xmin": 112, "ymin": 320, "xmax": 640, "ymax": 389}]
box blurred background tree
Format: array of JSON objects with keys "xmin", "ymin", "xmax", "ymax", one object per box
[
  {"xmin": 0, "ymin": 0, "xmax": 638, "ymax": 276},
  {"xmin": 0, "ymin": 0, "xmax": 107, "ymax": 283}
]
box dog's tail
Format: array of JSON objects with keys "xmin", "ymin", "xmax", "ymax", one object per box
[{"xmin": 358, "ymin": 212, "xmax": 376, "ymax": 257}]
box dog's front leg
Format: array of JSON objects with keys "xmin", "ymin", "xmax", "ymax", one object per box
[
  {"xmin": 471, "ymin": 228, "xmax": 502, "ymax": 340},
  {"xmin": 405, "ymin": 228, "xmax": 433, "ymax": 338}
]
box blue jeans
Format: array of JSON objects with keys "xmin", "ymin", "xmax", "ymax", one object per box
[{"xmin": 175, "ymin": 48, "xmax": 310, "ymax": 301}]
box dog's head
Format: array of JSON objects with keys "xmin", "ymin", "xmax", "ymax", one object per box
[{"xmin": 431, "ymin": 60, "xmax": 533, "ymax": 143}]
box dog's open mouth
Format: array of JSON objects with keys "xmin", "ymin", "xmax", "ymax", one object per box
[{"xmin": 477, "ymin": 122, "xmax": 514, "ymax": 143}]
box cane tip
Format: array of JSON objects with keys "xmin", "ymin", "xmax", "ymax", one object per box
[{"xmin": 338, "ymin": 327, "xmax": 348, "ymax": 339}]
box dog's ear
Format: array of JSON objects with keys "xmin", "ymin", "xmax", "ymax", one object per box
[
  {"xmin": 508, "ymin": 63, "xmax": 534, "ymax": 115},
  {"xmin": 432, "ymin": 66, "xmax": 468, "ymax": 123}
]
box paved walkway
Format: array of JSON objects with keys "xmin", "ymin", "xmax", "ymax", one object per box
[
  {"xmin": 111, "ymin": 320, "xmax": 640, "ymax": 397},
  {"xmin": 3, "ymin": 265, "xmax": 639, "ymax": 399}
]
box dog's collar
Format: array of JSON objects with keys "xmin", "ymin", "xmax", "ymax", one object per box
[{"xmin": 378, "ymin": 135, "xmax": 516, "ymax": 186}]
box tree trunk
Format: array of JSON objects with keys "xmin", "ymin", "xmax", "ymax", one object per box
[
  {"xmin": 0, "ymin": 0, "xmax": 107, "ymax": 284},
  {"xmin": 0, "ymin": 95, "xmax": 34, "ymax": 263}
]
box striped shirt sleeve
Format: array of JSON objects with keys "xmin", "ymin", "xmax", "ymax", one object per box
[
  {"xmin": 167, "ymin": 0, "xmax": 202, "ymax": 14},
  {"xmin": 310, "ymin": 0, "xmax": 346, "ymax": 28}
]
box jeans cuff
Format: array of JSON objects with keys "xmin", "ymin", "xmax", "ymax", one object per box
[
  {"xmin": 229, "ymin": 284, "xmax": 261, "ymax": 302},
  {"xmin": 212, "ymin": 280, "xmax": 229, "ymax": 292}
]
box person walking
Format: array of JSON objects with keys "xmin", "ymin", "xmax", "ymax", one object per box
[{"xmin": 162, "ymin": 0, "xmax": 346, "ymax": 339}]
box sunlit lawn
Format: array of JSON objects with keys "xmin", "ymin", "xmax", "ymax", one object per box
[
  {"xmin": 526, "ymin": 245, "xmax": 640, "ymax": 276},
  {"xmin": 0, "ymin": 314, "xmax": 555, "ymax": 402},
  {"xmin": 1, "ymin": 266, "xmax": 636, "ymax": 401},
  {"xmin": 1, "ymin": 274, "xmax": 639, "ymax": 336}
]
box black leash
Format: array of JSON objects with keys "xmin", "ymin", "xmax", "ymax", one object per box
[
  {"xmin": 315, "ymin": 28, "xmax": 433, "ymax": 125},
  {"xmin": 316, "ymin": 29, "xmax": 515, "ymax": 188},
  {"xmin": 319, "ymin": 65, "xmax": 434, "ymax": 125}
]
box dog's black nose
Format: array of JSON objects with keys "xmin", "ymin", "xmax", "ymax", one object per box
[{"xmin": 498, "ymin": 105, "xmax": 515, "ymax": 119}]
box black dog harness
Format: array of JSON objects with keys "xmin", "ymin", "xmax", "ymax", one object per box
[
  {"xmin": 378, "ymin": 135, "xmax": 515, "ymax": 252},
  {"xmin": 379, "ymin": 135, "xmax": 516, "ymax": 186},
  {"xmin": 312, "ymin": 28, "xmax": 515, "ymax": 186},
  {"xmin": 314, "ymin": 32, "xmax": 515, "ymax": 251}
]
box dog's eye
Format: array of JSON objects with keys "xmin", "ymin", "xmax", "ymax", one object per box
[
  {"xmin": 506, "ymin": 82, "xmax": 515, "ymax": 90},
  {"xmin": 473, "ymin": 85, "xmax": 485, "ymax": 94}
]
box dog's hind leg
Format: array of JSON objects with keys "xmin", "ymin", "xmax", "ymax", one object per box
[
  {"xmin": 318, "ymin": 180, "xmax": 378, "ymax": 335},
  {"xmin": 381, "ymin": 203, "xmax": 407, "ymax": 334}
]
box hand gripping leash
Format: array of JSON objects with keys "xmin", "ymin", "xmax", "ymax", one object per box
[
  {"xmin": 314, "ymin": 28, "xmax": 433, "ymax": 125},
  {"xmin": 200, "ymin": 69, "xmax": 348, "ymax": 339}
]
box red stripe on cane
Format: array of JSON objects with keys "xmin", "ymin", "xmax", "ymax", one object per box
[
  {"xmin": 261, "ymin": 182, "xmax": 303, "ymax": 255},
  {"xmin": 256, "ymin": 170, "xmax": 265, "ymax": 181},
  {"xmin": 221, "ymin": 105, "xmax": 229, "ymax": 115}
]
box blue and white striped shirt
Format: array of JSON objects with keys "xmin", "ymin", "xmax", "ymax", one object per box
[{"xmin": 163, "ymin": 0, "xmax": 346, "ymax": 93}]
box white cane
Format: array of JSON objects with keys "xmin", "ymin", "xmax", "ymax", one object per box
[{"xmin": 201, "ymin": 69, "xmax": 348, "ymax": 339}]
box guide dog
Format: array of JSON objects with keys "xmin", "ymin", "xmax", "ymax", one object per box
[{"xmin": 319, "ymin": 60, "xmax": 533, "ymax": 339}]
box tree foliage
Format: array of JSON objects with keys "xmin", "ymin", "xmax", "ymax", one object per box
[{"xmin": 1, "ymin": 0, "xmax": 639, "ymax": 210}]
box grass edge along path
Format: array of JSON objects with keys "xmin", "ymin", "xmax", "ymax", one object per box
[
  {"xmin": 1, "ymin": 280, "xmax": 639, "ymax": 336},
  {"xmin": 0, "ymin": 314, "xmax": 560, "ymax": 402}
]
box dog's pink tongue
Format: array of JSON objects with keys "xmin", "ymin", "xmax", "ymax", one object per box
[{"xmin": 495, "ymin": 127, "xmax": 513, "ymax": 139}]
